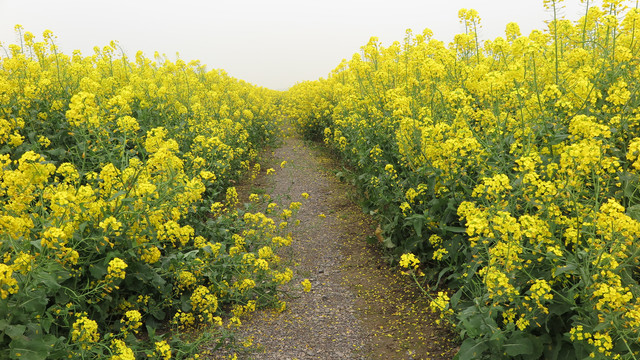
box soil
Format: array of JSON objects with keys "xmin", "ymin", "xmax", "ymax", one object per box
[{"xmin": 209, "ymin": 129, "xmax": 459, "ymax": 360}]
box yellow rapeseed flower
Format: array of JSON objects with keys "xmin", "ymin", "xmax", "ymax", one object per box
[
  {"xmin": 399, "ymin": 253, "xmax": 420, "ymax": 269},
  {"xmin": 301, "ymin": 278, "xmax": 312, "ymax": 292}
]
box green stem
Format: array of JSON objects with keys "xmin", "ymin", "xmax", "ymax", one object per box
[
  {"xmin": 553, "ymin": 0, "xmax": 559, "ymax": 85},
  {"xmin": 531, "ymin": 55, "xmax": 544, "ymax": 113},
  {"xmin": 473, "ymin": 20, "xmax": 480, "ymax": 64},
  {"xmin": 582, "ymin": 0, "xmax": 590, "ymax": 48}
]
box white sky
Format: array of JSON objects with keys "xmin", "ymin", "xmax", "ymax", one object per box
[{"xmin": 1, "ymin": 0, "xmax": 587, "ymax": 90}]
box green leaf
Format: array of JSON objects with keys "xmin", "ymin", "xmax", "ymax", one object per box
[
  {"xmin": 5, "ymin": 324, "xmax": 26, "ymax": 339},
  {"xmin": 20, "ymin": 290, "xmax": 49, "ymax": 314},
  {"xmin": 627, "ymin": 204, "xmax": 640, "ymax": 222},
  {"xmin": 504, "ymin": 336, "xmax": 534, "ymax": 356},
  {"xmin": 554, "ymin": 263, "xmax": 577, "ymax": 277},
  {"xmin": 548, "ymin": 132, "xmax": 569, "ymax": 145},
  {"xmin": 33, "ymin": 268, "xmax": 70, "ymax": 292},
  {"xmin": 549, "ymin": 302, "xmax": 573, "ymax": 316},
  {"xmin": 405, "ymin": 214, "xmax": 424, "ymax": 238},
  {"xmin": 89, "ymin": 263, "xmax": 107, "ymax": 279},
  {"xmin": 40, "ymin": 314, "xmax": 53, "ymax": 334},
  {"xmin": 151, "ymin": 272, "xmax": 167, "ymax": 289},
  {"xmin": 107, "ymin": 190, "xmax": 127, "ymax": 202},
  {"xmin": 45, "ymin": 147, "xmax": 67, "ymax": 158},
  {"xmin": 10, "ymin": 335, "xmax": 52, "ymax": 360},
  {"xmin": 146, "ymin": 324, "xmax": 157, "ymax": 339},
  {"xmin": 450, "ymin": 289, "xmax": 463, "ymax": 308},
  {"xmin": 29, "ymin": 240, "xmax": 43, "ymax": 252},
  {"xmin": 456, "ymin": 338, "xmax": 488, "ymax": 360},
  {"xmin": 413, "ymin": 218, "xmax": 423, "ymax": 238},
  {"xmin": 622, "ymin": 172, "xmax": 640, "ymax": 199},
  {"xmin": 382, "ymin": 237, "xmax": 396, "ymax": 248},
  {"xmin": 181, "ymin": 293, "xmax": 192, "ymax": 312},
  {"xmin": 443, "ymin": 226, "xmax": 467, "ymax": 233},
  {"xmin": 543, "ymin": 333, "xmax": 566, "ymax": 360}
]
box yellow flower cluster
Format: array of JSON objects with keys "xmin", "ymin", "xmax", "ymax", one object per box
[
  {"xmin": 0, "ymin": 264, "xmax": 18, "ymax": 299},
  {"xmin": 429, "ymin": 291, "xmax": 454, "ymax": 325},
  {"xmin": 284, "ymin": 1, "xmax": 640, "ymax": 357},
  {"xmin": 525, "ymin": 279, "xmax": 554, "ymax": 314},
  {"xmin": 177, "ymin": 270, "xmax": 197, "ymax": 290},
  {"xmin": 272, "ymin": 268, "xmax": 293, "ymax": 284},
  {"xmin": 106, "ymin": 258, "xmax": 128, "ymax": 281},
  {"xmin": 109, "ymin": 339, "xmax": 135, "ymax": 360},
  {"xmin": 399, "ymin": 253, "xmax": 420, "ymax": 269},
  {"xmin": 71, "ymin": 315, "xmax": 100, "ymax": 348},
  {"xmin": 0, "ymin": 27, "xmax": 294, "ymax": 358},
  {"xmin": 190, "ymin": 285, "xmax": 218, "ymax": 323},
  {"xmin": 301, "ymin": 278, "xmax": 312, "ymax": 293},
  {"xmin": 152, "ymin": 341, "xmax": 172, "ymax": 360},
  {"xmin": 120, "ymin": 310, "xmax": 142, "ymax": 335}
]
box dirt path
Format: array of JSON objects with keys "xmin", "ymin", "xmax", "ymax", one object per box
[{"xmin": 218, "ymin": 133, "xmax": 458, "ymax": 360}]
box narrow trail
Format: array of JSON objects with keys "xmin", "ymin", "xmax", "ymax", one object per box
[{"xmin": 227, "ymin": 133, "xmax": 458, "ymax": 360}]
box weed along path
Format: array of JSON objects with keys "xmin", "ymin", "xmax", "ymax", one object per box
[{"xmin": 220, "ymin": 132, "xmax": 458, "ymax": 360}]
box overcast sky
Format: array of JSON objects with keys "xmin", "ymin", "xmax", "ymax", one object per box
[{"xmin": 1, "ymin": 0, "xmax": 587, "ymax": 90}]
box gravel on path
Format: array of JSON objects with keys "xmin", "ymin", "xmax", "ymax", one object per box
[
  {"xmin": 233, "ymin": 134, "xmax": 372, "ymax": 360},
  {"xmin": 211, "ymin": 132, "xmax": 458, "ymax": 360}
]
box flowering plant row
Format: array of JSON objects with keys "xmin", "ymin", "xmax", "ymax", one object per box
[
  {"xmin": 0, "ymin": 28, "xmax": 298, "ymax": 359},
  {"xmin": 286, "ymin": 1, "xmax": 640, "ymax": 358}
]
